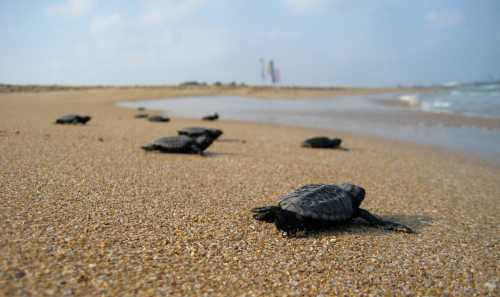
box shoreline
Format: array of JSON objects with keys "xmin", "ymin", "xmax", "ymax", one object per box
[
  {"xmin": 0, "ymin": 83, "xmax": 435, "ymax": 100},
  {"xmin": 378, "ymin": 98, "xmax": 500, "ymax": 129},
  {"xmin": 116, "ymin": 93, "xmax": 500, "ymax": 165},
  {"xmin": 1, "ymin": 88, "xmax": 499, "ymax": 296}
]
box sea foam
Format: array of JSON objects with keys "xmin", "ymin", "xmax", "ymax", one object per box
[{"xmin": 399, "ymin": 94, "xmax": 420, "ymax": 107}]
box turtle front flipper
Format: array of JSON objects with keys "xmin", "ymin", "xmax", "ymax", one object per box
[
  {"xmin": 357, "ymin": 208, "xmax": 415, "ymax": 233},
  {"xmin": 141, "ymin": 143, "xmax": 156, "ymax": 151}
]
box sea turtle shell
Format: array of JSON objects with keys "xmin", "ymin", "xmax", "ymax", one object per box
[
  {"xmin": 135, "ymin": 113, "xmax": 148, "ymax": 118},
  {"xmin": 278, "ymin": 184, "xmax": 355, "ymax": 221},
  {"xmin": 142, "ymin": 135, "xmax": 213, "ymax": 154},
  {"xmin": 302, "ymin": 137, "xmax": 341, "ymax": 148},
  {"xmin": 202, "ymin": 113, "xmax": 219, "ymax": 121},
  {"xmin": 55, "ymin": 114, "xmax": 91, "ymax": 124},
  {"xmin": 177, "ymin": 127, "xmax": 223, "ymax": 140},
  {"xmin": 148, "ymin": 115, "xmax": 170, "ymax": 122}
]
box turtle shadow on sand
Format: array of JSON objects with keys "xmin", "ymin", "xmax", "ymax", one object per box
[
  {"xmin": 217, "ymin": 138, "xmax": 247, "ymax": 144},
  {"xmin": 303, "ymin": 145, "xmax": 350, "ymax": 152},
  {"xmin": 203, "ymin": 151, "xmax": 246, "ymax": 158},
  {"xmin": 298, "ymin": 214, "xmax": 433, "ymax": 238}
]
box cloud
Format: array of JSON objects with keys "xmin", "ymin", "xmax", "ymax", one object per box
[
  {"xmin": 67, "ymin": 31, "xmax": 230, "ymax": 84},
  {"xmin": 51, "ymin": 9, "xmax": 231, "ymax": 84},
  {"xmin": 425, "ymin": 9, "xmax": 464, "ymax": 27},
  {"xmin": 89, "ymin": 14, "xmax": 123, "ymax": 43},
  {"xmin": 47, "ymin": 0, "xmax": 95, "ymax": 17},
  {"xmin": 285, "ymin": 0, "xmax": 328, "ymax": 14},
  {"xmin": 138, "ymin": 0, "xmax": 205, "ymax": 25}
]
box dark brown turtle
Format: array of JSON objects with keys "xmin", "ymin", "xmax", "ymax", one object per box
[
  {"xmin": 142, "ymin": 135, "xmax": 214, "ymax": 154},
  {"xmin": 135, "ymin": 113, "xmax": 148, "ymax": 118},
  {"xmin": 202, "ymin": 113, "xmax": 219, "ymax": 121},
  {"xmin": 177, "ymin": 127, "xmax": 223, "ymax": 140},
  {"xmin": 148, "ymin": 115, "xmax": 170, "ymax": 122},
  {"xmin": 55, "ymin": 114, "xmax": 91, "ymax": 125},
  {"xmin": 252, "ymin": 183, "xmax": 414, "ymax": 236},
  {"xmin": 302, "ymin": 137, "xmax": 342, "ymax": 149}
]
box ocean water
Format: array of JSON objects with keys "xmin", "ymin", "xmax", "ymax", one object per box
[
  {"xmin": 395, "ymin": 82, "xmax": 500, "ymax": 118},
  {"xmin": 118, "ymin": 91, "xmax": 500, "ymax": 163}
]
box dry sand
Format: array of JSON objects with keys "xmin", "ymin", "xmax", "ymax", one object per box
[{"xmin": 0, "ymin": 87, "xmax": 499, "ymax": 296}]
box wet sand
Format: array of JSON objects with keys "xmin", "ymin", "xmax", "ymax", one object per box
[{"xmin": 1, "ymin": 87, "xmax": 499, "ymax": 296}]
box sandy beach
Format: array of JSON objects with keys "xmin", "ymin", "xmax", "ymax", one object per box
[{"xmin": 1, "ymin": 87, "xmax": 499, "ymax": 296}]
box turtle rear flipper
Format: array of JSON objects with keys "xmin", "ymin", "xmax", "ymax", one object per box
[
  {"xmin": 357, "ymin": 208, "xmax": 415, "ymax": 233},
  {"xmin": 251, "ymin": 206, "xmax": 280, "ymax": 222},
  {"xmin": 274, "ymin": 209, "xmax": 306, "ymax": 236}
]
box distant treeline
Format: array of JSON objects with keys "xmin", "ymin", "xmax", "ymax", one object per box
[
  {"xmin": 179, "ymin": 81, "xmax": 246, "ymax": 87},
  {"xmin": 2, "ymin": 82, "xmax": 432, "ymax": 94}
]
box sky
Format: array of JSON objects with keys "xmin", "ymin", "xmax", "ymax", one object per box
[{"xmin": 1, "ymin": 0, "xmax": 499, "ymax": 87}]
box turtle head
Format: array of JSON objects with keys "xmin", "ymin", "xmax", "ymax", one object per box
[
  {"xmin": 330, "ymin": 138, "xmax": 342, "ymax": 148},
  {"xmin": 209, "ymin": 129, "xmax": 223, "ymax": 140},
  {"xmin": 79, "ymin": 116, "xmax": 91, "ymax": 124},
  {"xmin": 194, "ymin": 135, "xmax": 215, "ymax": 154},
  {"xmin": 340, "ymin": 183, "xmax": 365, "ymax": 208}
]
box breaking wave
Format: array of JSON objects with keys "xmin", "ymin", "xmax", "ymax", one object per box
[
  {"xmin": 399, "ymin": 94, "xmax": 420, "ymax": 107},
  {"xmin": 397, "ymin": 82, "xmax": 500, "ymax": 118}
]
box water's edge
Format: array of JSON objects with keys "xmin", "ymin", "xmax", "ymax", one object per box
[{"xmin": 117, "ymin": 95, "xmax": 500, "ymax": 164}]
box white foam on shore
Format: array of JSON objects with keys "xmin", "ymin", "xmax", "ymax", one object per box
[
  {"xmin": 432, "ymin": 101, "xmax": 451, "ymax": 108},
  {"xmin": 421, "ymin": 101, "xmax": 451, "ymax": 113},
  {"xmin": 444, "ymin": 81, "xmax": 459, "ymax": 87},
  {"xmin": 399, "ymin": 94, "xmax": 420, "ymax": 107}
]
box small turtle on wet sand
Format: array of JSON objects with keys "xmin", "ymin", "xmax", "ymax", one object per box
[
  {"xmin": 202, "ymin": 113, "xmax": 219, "ymax": 121},
  {"xmin": 142, "ymin": 135, "xmax": 214, "ymax": 154},
  {"xmin": 302, "ymin": 137, "xmax": 342, "ymax": 149},
  {"xmin": 135, "ymin": 113, "xmax": 148, "ymax": 118},
  {"xmin": 55, "ymin": 114, "xmax": 91, "ymax": 125},
  {"xmin": 178, "ymin": 127, "xmax": 223, "ymax": 140},
  {"xmin": 252, "ymin": 183, "xmax": 414, "ymax": 236},
  {"xmin": 148, "ymin": 115, "xmax": 170, "ymax": 122}
]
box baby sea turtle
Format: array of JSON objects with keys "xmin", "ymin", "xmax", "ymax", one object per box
[
  {"xmin": 142, "ymin": 135, "xmax": 214, "ymax": 154},
  {"xmin": 148, "ymin": 115, "xmax": 170, "ymax": 122},
  {"xmin": 55, "ymin": 114, "xmax": 91, "ymax": 125},
  {"xmin": 202, "ymin": 113, "xmax": 219, "ymax": 121},
  {"xmin": 302, "ymin": 137, "xmax": 341, "ymax": 149},
  {"xmin": 135, "ymin": 113, "xmax": 148, "ymax": 118},
  {"xmin": 177, "ymin": 127, "xmax": 223, "ymax": 140},
  {"xmin": 252, "ymin": 183, "xmax": 414, "ymax": 236}
]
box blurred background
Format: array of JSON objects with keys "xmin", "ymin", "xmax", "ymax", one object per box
[{"xmin": 1, "ymin": 0, "xmax": 499, "ymax": 87}]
